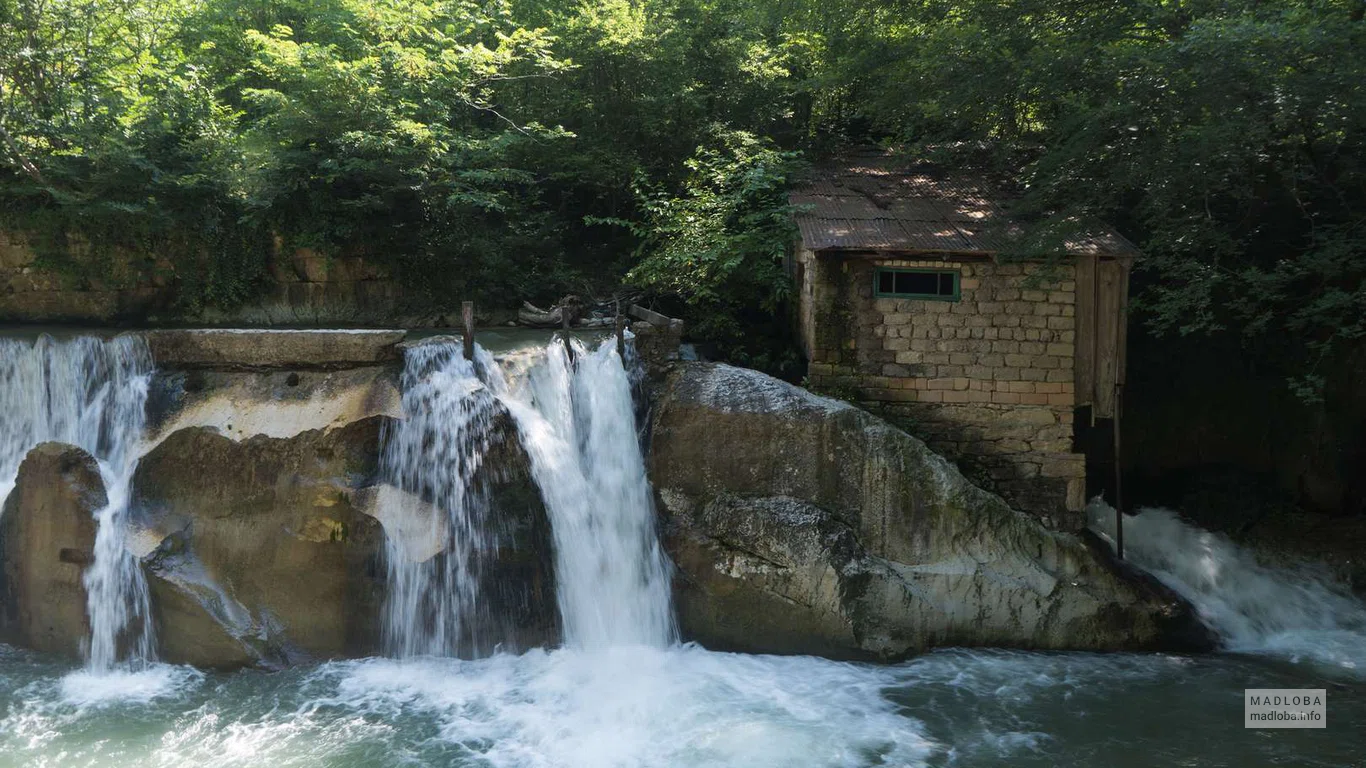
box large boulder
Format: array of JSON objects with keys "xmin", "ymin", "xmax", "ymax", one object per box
[
  {"xmin": 131, "ymin": 404, "xmax": 556, "ymax": 667},
  {"xmin": 651, "ymin": 363, "xmax": 1210, "ymax": 659},
  {"xmin": 0, "ymin": 443, "xmax": 105, "ymax": 657},
  {"xmin": 132, "ymin": 417, "xmax": 390, "ymax": 667}
]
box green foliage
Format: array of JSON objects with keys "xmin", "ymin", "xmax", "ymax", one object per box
[
  {"xmin": 1, "ymin": 0, "xmax": 1363, "ymax": 395},
  {"xmin": 597, "ymin": 130, "xmax": 802, "ymax": 374},
  {"xmin": 834, "ymin": 1, "xmax": 1366, "ymax": 397}
]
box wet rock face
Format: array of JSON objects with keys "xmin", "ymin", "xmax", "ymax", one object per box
[
  {"xmin": 457, "ymin": 408, "xmax": 560, "ymax": 653},
  {"xmin": 652, "ymin": 363, "xmax": 1212, "ymax": 659},
  {"xmin": 132, "ymin": 417, "xmax": 390, "ymax": 667},
  {"xmin": 0, "ymin": 443, "xmax": 105, "ymax": 658},
  {"xmin": 354, "ymin": 407, "xmax": 560, "ymax": 657}
]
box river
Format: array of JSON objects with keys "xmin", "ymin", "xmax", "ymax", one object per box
[{"xmin": 1, "ymin": 333, "xmax": 1363, "ymax": 767}]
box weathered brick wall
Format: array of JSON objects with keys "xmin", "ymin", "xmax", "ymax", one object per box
[{"xmin": 804, "ymin": 255, "xmax": 1086, "ymax": 529}]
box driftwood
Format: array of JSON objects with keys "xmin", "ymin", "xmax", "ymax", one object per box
[
  {"xmin": 518, "ymin": 296, "xmax": 587, "ymax": 328},
  {"xmin": 518, "ymin": 301, "xmax": 563, "ymax": 328}
]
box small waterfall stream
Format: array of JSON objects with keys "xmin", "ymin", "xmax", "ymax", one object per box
[
  {"xmin": 1090, "ymin": 502, "xmax": 1366, "ymax": 673},
  {"xmin": 0, "ymin": 335, "xmax": 156, "ymax": 672},
  {"xmin": 381, "ymin": 335, "xmax": 673, "ymax": 656}
]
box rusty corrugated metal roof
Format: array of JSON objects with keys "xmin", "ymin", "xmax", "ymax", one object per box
[{"xmin": 792, "ymin": 151, "xmax": 1139, "ymax": 258}]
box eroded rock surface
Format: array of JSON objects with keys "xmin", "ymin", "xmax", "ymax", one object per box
[
  {"xmin": 0, "ymin": 443, "xmax": 105, "ymax": 657},
  {"xmin": 652, "ymin": 362, "xmax": 1211, "ymax": 659},
  {"xmin": 131, "ymin": 417, "xmax": 388, "ymax": 667}
]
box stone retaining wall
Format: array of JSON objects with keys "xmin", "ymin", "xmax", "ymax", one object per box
[{"xmin": 0, "ymin": 230, "xmax": 422, "ymax": 325}]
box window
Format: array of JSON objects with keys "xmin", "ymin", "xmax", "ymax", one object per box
[{"xmin": 875, "ymin": 268, "xmax": 960, "ymax": 300}]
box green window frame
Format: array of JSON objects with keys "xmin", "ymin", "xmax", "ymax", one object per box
[{"xmin": 874, "ymin": 268, "xmax": 960, "ymax": 301}]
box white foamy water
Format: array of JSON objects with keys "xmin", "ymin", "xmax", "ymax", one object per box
[
  {"xmin": 1089, "ymin": 502, "xmax": 1366, "ymax": 674},
  {"xmin": 7, "ymin": 639, "xmax": 1365, "ymax": 768},
  {"xmin": 499, "ymin": 338, "xmax": 675, "ymax": 649},
  {"xmin": 0, "ymin": 335, "xmax": 157, "ymax": 673},
  {"xmin": 326, "ymin": 646, "xmax": 932, "ymax": 768},
  {"xmin": 57, "ymin": 663, "xmax": 205, "ymax": 708}
]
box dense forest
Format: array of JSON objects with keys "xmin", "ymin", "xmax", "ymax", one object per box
[{"xmin": 2, "ymin": 1, "xmax": 1364, "ymax": 439}]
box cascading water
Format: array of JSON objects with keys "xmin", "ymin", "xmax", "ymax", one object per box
[
  {"xmin": 0, "ymin": 335, "xmax": 156, "ymax": 672},
  {"xmin": 380, "ymin": 335, "xmax": 673, "ymax": 656},
  {"xmin": 380, "ymin": 342, "xmax": 506, "ymax": 657},
  {"xmin": 503, "ymin": 338, "xmax": 675, "ymax": 649},
  {"xmin": 1089, "ymin": 501, "xmax": 1366, "ymax": 674}
]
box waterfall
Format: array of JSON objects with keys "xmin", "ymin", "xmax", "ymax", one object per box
[
  {"xmin": 0, "ymin": 335, "xmax": 156, "ymax": 671},
  {"xmin": 381, "ymin": 335, "xmax": 674, "ymax": 656},
  {"xmin": 1089, "ymin": 502, "xmax": 1366, "ymax": 673},
  {"xmin": 503, "ymin": 338, "xmax": 675, "ymax": 649}
]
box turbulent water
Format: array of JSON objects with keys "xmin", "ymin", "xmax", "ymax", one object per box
[
  {"xmin": 0, "ymin": 335, "xmax": 156, "ymax": 671},
  {"xmin": 2, "ymin": 332, "xmax": 1365, "ymax": 766},
  {"xmin": 3, "ymin": 640, "xmax": 1363, "ymax": 767},
  {"xmin": 1089, "ymin": 502, "xmax": 1366, "ymax": 675}
]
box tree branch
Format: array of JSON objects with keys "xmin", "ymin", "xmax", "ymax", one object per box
[{"xmin": 0, "ymin": 121, "xmax": 48, "ymax": 186}]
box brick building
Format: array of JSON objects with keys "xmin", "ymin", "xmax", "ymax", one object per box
[{"xmin": 792, "ymin": 153, "xmax": 1136, "ymax": 530}]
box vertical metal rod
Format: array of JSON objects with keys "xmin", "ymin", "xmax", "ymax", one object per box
[
  {"xmin": 615, "ymin": 314, "xmax": 627, "ymax": 358},
  {"xmin": 1113, "ymin": 383, "xmax": 1125, "ymax": 560},
  {"xmin": 1090, "ymin": 254, "xmax": 1100, "ymax": 429},
  {"xmin": 1111, "ymin": 258, "xmax": 1128, "ymax": 560},
  {"xmin": 462, "ymin": 301, "xmax": 475, "ymax": 361}
]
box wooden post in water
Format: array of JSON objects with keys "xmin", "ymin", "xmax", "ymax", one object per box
[
  {"xmin": 615, "ymin": 313, "xmax": 627, "ymax": 358},
  {"xmin": 560, "ymin": 306, "xmax": 575, "ymax": 362},
  {"xmin": 462, "ymin": 301, "xmax": 475, "ymax": 361}
]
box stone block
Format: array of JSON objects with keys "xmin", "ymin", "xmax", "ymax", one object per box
[{"xmin": 1046, "ymin": 343, "xmax": 1074, "ymax": 357}]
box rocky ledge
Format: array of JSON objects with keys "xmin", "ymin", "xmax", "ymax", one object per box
[
  {"xmin": 143, "ymin": 328, "xmax": 405, "ymax": 370},
  {"xmin": 651, "ymin": 362, "xmax": 1212, "ymax": 659}
]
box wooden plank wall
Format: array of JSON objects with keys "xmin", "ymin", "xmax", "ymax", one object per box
[{"xmin": 1073, "ymin": 255, "xmax": 1131, "ymax": 419}]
